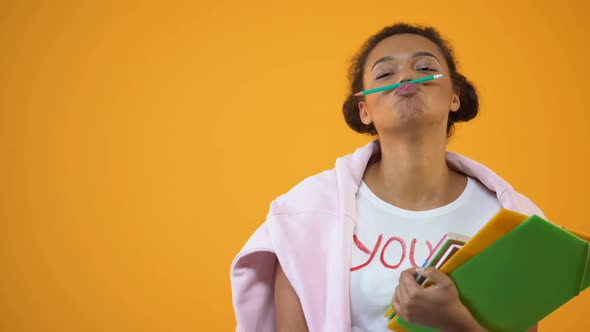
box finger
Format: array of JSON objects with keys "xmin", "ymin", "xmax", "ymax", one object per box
[
  {"xmin": 392, "ymin": 291, "xmax": 403, "ymax": 318},
  {"xmin": 398, "ymin": 268, "xmax": 418, "ymax": 287},
  {"xmin": 397, "ymin": 285, "xmax": 409, "ymax": 306},
  {"xmin": 415, "ymin": 267, "xmax": 452, "ymax": 287},
  {"xmin": 399, "ymin": 267, "xmax": 418, "ymax": 283},
  {"xmin": 392, "ymin": 286, "xmax": 401, "ymax": 305},
  {"xmin": 399, "ymin": 268, "xmax": 422, "ymax": 293},
  {"xmin": 395, "ymin": 284, "xmax": 407, "ymax": 306}
]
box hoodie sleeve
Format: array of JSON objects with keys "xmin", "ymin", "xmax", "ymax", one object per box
[
  {"xmin": 230, "ymin": 221, "xmax": 277, "ymax": 332},
  {"xmin": 515, "ymin": 192, "xmax": 547, "ymax": 219}
]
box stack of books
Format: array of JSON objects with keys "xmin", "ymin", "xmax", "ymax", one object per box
[{"xmin": 384, "ymin": 209, "xmax": 590, "ymax": 332}]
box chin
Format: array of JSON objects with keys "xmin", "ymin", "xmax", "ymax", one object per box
[{"xmin": 393, "ymin": 103, "xmax": 425, "ymax": 122}]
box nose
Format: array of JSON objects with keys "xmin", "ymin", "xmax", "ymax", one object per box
[{"xmin": 396, "ymin": 66, "xmax": 416, "ymax": 84}]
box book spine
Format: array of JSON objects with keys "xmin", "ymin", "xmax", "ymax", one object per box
[{"xmin": 579, "ymin": 241, "xmax": 590, "ymax": 294}]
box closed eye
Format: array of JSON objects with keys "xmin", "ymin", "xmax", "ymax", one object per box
[
  {"xmin": 418, "ymin": 67, "xmax": 437, "ymax": 72},
  {"xmin": 376, "ymin": 72, "xmax": 393, "ymax": 80}
]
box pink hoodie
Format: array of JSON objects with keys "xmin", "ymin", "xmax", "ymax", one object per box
[{"xmin": 230, "ymin": 140, "xmax": 544, "ymax": 332}]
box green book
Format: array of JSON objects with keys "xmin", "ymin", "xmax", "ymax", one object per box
[{"xmin": 396, "ymin": 214, "xmax": 590, "ymax": 332}]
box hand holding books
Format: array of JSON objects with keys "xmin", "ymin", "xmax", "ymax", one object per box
[
  {"xmin": 392, "ymin": 266, "xmax": 485, "ymax": 332},
  {"xmin": 386, "ymin": 209, "xmax": 590, "ymax": 332}
]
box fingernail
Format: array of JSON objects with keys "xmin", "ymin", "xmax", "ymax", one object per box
[{"xmin": 416, "ymin": 267, "xmax": 425, "ymax": 273}]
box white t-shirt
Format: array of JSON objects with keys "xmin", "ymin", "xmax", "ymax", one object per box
[{"xmin": 350, "ymin": 176, "xmax": 502, "ymax": 332}]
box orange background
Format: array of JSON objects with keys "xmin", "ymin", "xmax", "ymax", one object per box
[{"xmin": 1, "ymin": 1, "xmax": 589, "ymax": 331}]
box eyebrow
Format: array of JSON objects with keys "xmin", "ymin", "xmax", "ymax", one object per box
[{"xmin": 370, "ymin": 51, "xmax": 440, "ymax": 72}]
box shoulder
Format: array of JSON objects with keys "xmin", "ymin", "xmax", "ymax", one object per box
[
  {"xmin": 512, "ymin": 191, "xmax": 546, "ymax": 219},
  {"xmin": 268, "ymin": 141, "xmax": 378, "ymax": 217},
  {"xmin": 448, "ymin": 152, "xmax": 546, "ymax": 218},
  {"xmin": 269, "ymin": 168, "xmax": 340, "ymax": 217}
]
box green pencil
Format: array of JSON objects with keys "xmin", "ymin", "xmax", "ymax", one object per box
[{"xmin": 353, "ymin": 74, "xmax": 443, "ymax": 96}]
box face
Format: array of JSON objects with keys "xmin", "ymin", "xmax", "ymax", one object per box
[{"xmin": 358, "ymin": 34, "xmax": 460, "ymax": 137}]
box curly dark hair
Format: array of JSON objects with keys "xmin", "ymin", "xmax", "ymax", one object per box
[{"xmin": 342, "ymin": 23, "xmax": 479, "ymax": 138}]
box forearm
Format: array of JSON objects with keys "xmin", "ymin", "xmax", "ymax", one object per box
[{"xmin": 274, "ymin": 263, "xmax": 309, "ymax": 332}]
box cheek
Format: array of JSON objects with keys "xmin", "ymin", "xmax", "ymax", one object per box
[
  {"xmin": 365, "ymin": 93, "xmax": 389, "ymax": 108},
  {"xmin": 431, "ymin": 81, "xmax": 455, "ymax": 104}
]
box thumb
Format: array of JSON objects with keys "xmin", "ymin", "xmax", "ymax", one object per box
[{"xmin": 415, "ymin": 267, "xmax": 452, "ymax": 287}]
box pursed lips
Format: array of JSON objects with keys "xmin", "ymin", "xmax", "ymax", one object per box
[{"xmin": 394, "ymin": 83, "xmax": 420, "ymax": 95}]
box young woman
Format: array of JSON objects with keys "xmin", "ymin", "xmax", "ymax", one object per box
[{"xmin": 231, "ymin": 23, "xmax": 542, "ymax": 332}]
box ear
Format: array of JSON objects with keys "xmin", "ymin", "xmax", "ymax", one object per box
[
  {"xmin": 358, "ymin": 100, "xmax": 373, "ymax": 125},
  {"xmin": 450, "ymin": 88, "xmax": 461, "ymax": 113}
]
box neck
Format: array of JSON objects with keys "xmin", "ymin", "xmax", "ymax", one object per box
[{"xmin": 365, "ymin": 130, "xmax": 465, "ymax": 210}]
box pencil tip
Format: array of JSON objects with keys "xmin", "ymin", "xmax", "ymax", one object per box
[{"xmin": 353, "ymin": 92, "xmax": 362, "ymax": 97}]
